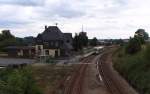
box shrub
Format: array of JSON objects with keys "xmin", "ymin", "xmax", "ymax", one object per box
[
  {"xmin": 113, "ymin": 44, "xmax": 150, "ymax": 94},
  {"xmin": 125, "ymin": 37, "xmax": 141, "ymax": 54},
  {"xmin": 0, "ymin": 67, "xmax": 42, "ymax": 94},
  {"xmin": 144, "ymin": 44, "xmax": 150, "ymax": 61}
]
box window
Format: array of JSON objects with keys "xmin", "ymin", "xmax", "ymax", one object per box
[
  {"xmin": 61, "ymin": 41, "xmax": 64, "ymax": 45},
  {"xmin": 38, "ymin": 45, "xmax": 41, "ymax": 50},
  {"xmin": 44, "ymin": 42, "xmax": 49, "ymax": 47},
  {"xmin": 45, "ymin": 50, "xmax": 49, "ymax": 55},
  {"xmin": 66, "ymin": 40, "xmax": 70, "ymax": 43},
  {"xmin": 55, "ymin": 42, "xmax": 58, "ymax": 47}
]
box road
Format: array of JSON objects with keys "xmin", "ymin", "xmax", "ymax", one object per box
[{"xmin": 64, "ymin": 47, "xmax": 138, "ymax": 94}]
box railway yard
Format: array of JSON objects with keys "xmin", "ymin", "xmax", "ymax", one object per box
[
  {"xmin": 63, "ymin": 47, "xmax": 138, "ymax": 94},
  {"xmin": 0, "ymin": 47, "xmax": 139, "ymax": 94}
]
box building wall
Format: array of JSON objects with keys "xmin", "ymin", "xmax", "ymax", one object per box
[
  {"xmin": 43, "ymin": 49, "xmax": 59, "ymax": 57},
  {"xmin": 35, "ymin": 45, "xmax": 44, "ymax": 56},
  {"xmin": 35, "ymin": 45, "xmax": 60, "ymax": 57},
  {"xmin": 17, "ymin": 50, "xmax": 23, "ymax": 56}
]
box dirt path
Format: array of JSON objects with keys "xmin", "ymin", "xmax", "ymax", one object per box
[
  {"xmin": 100, "ymin": 47, "xmax": 138, "ymax": 94},
  {"xmin": 82, "ymin": 47, "xmax": 138, "ymax": 94},
  {"xmin": 82, "ymin": 55, "xmax": 110, "ymax": 94}
]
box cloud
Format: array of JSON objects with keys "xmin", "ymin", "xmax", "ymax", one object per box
[
  {"xmin": 0, "ymin": 0, "xmax": 44, "ymax": 6},
  {"xmin": 0, "ymin": 0, "xmax": 150, "ymax": 39}
]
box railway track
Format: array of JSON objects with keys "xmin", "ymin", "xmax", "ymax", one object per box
[
  {"xmin": 97, "ymin": 53, "xmax": 126, "ymax": 94},
  {"xmin": 64, "ymin": 55, "xmax": 95, "ymax": 94}
]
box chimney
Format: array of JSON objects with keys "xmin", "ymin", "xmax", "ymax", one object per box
[{"xmin": 45, "ymin": 25, "xmax": 47, "ymax": 30}]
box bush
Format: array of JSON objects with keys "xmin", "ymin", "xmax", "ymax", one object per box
[
  {"xmin": 144, "ymin": 44, "xmax": 150, "ymax": 61},
  {"xmin": 0, "ymin": 67, "xmax": 42, "ymax": 94},
  {"xmin": 113, "ymin": 44, "xmax": 150, "ymax": 94},
  {"xmin": 125, "ymin": 37, "xmax": 141, "ymax": 54}
]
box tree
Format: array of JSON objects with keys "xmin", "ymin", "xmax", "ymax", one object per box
[
  {"xmin": 143, "ymin": 31, "xmax": 149, "ymax": 40},
  {"xmin": 78, "ymin": 32, "xmax": 88, "ymax": 46},
  {"xmin": 125, "ymin": 37, "xmax": 141, "ymax": 54},
  {"xmin": 73, "ymin": 33, "xmax": 80, "ymax": 51},
  {"xmin": 135, "ymin": 29, "xmax": 149, "ymax": 40},
  {"xmin": 73, "ymin": 32, "xmax": 89, "ymax": 51},
  {"xmin": 90, "ymin": 37, "xmax": 98, "ymax": 46},
  {"xmin": 134, "ymin": 36, "xmax": 145, "ymax": 44}
]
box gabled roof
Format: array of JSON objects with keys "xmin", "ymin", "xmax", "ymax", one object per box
[
  {"xmin": 39, "ymin": 26, "xmax": 64, "ymax": 41},
  {"xmin": 36, "ymin": 26, "xmax": 73, "ymax": 50}
]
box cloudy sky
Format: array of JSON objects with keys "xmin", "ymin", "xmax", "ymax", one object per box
[{"xmin": 0, "ymin": 0, "xmax": 150, "ymax": 39}]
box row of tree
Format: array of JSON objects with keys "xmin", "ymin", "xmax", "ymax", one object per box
[
  {"xmin": 0, "ymin": 30, "xmax": 35, "ymax": 52},
  {"xmin": 73, "ymin": 32, "xmax": 98, "ymax": 51}
]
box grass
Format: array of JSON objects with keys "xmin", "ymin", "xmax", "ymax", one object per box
[
  {"xmin": 31, "ymin": 63, "xmax": 76, "ymax": 94},
  {"xmin": 113, "ymin": 44, "xmax": 150, "ymax": 94},
  {"xmin": 0, "ymin": 63, "xmax": 76, "ymax": 94},
  {"xmin": 0, "ymin": 67, "xmax": 42, "ymax": 94}
]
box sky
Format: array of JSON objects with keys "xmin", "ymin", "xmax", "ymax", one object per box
[{"xmin": 0, "ymin": 0, "xmax": 150, "ymax": 39}]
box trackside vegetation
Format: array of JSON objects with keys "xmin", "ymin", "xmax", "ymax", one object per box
[
  {"xmin": 113, "ymin": 44, "xmax": 150, "ymax": 94},
  {"xmin": 0, "ymin": 67, "xmax": 42, "ymax": 94}
]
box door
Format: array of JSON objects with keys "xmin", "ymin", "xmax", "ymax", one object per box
[{"xmin": 55, "ymin": 50, "xmax": 58, "ymax": 57}]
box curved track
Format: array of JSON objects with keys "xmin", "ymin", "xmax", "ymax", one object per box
[
  {"xmin": 64, "ymin": 55, "xmax": 95, "ymax": 94},
  {"xmin": 97, "ymin": 53, "xmax": 126, "ymax": 94}
]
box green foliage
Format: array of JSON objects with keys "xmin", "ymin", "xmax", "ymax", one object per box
[
  {"xmin": 135, "ymin": 36, "xmax": 145, "ymax": 44},
  {"xmin": 0, "ymin": 30, "xmax": 30, "ymax": 52},
  {"xmin": 90, "ymin": 37, "xmax": 98, "ymax": 46},
  {"xmin": 135, "ymin": 29, "xmax": 149, "ymax": 40},
  {"xmin": 112, "ymin": 39, "xmax": 124, "ymax": 46},
  {"xmin": 113, "ymin": 45, "xmax": 150, "ymax": 94},
  {"xmin": 73, "ymin": 32, "xmax": 88, "ymax": 51},
  {"xmin": 143, "ymin": 31, "xmax": 149, "ymax": 40},
  {"xmin": 143, "ymin": 44, "xmax": 150, "ymax": 61},
  {"xmin": 0, "ymin": 67, "xmax": 42, "ymax": 94},
  {"xmin": 125, "ymin": 37, "xmax": 141, "ymax": 54},
  {"xmin": 79, "ymin": 32, "xmax": 88, "ymax": 47},
  {"xmin": 73, "ymin": 33, "xmax": 80, "ymax": 51}
]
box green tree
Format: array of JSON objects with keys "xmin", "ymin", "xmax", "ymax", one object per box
[
  {"xmin": 73, "ymin": 33, "xmax": 80, "ymax": 51},
  {"xmin": 90, "ymin": 37, "xmax": 98, "ymax": 46},
  {"xmin": 125, "ymin": 37, "xmax": 141, "ymax": 54},
  {"xmin": 143, "ymin": 31, "xmax": 149, "ymax": 40},
  {"xmin": 134, "ymin": 36, "xmax": 145, "ymax": 44},
  {"xmin": 78, "ymin": 32, "xmax": 88, "ymax": 47},
  {"xmin": 73, "ymin": 32, "xmax": 89, "ymax": 51},
  {"xmin": 0, "ymin": 67, "xmax": 42, "ymax": 94},
  {"xmin": 135, "ymin": 29, "xmax": 149, "ymax": 40}
]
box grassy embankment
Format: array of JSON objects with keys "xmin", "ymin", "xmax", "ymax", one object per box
[
  {"xmin": 113, "ymin": 44, "xmax": 150, "ymax": 94},
  {"xmin": 0, "ymin": 67, "xmax": 42, "ymax": 94},
  {"xmin": 0, "ymin": 64, "xmax": 76, "ymax": 94},
  {"xmin": 32, "ymin": 64, "xmax": 76, "ymax": 94}
]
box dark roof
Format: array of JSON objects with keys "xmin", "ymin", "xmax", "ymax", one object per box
[
  {"xmin": 63, "ymin": 33, "xmax": 72, "ymax": 39},
  {"xmin": 39, "ymin": 26, "xmax": 64, "ymax": 41},
  {"xmin": 36, "ymin": 26, "xmax": 73, "ymax": 50}
]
